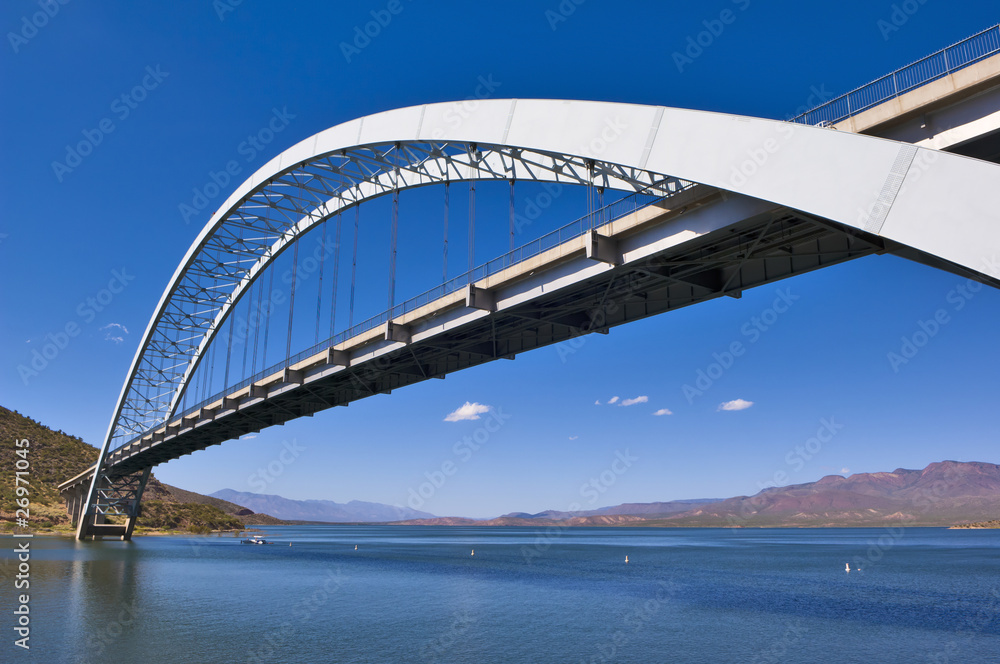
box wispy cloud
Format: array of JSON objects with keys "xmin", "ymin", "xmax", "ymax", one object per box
[
  {"xmin": 444, "ymin": 401, "xmax": 491, "ymax": 422},
  {"xmin": 841, "ymin": 467, "xmax": 850, "ymax": 475},
  {"xmin": 718, "ymin": 398, "xmax": 754, "ymax": 412},
  {"xmin": 568, "ymin": 435, "xmax": 579, "ymax": 441},
  {"xmin": 101, "ymin": 323, "xmax": 129, "ymax": 343},
  {"xmin": 620, "ymin": 396, "xmax": 648, "ymax": 407},
  {"xmin": 653, "ymin": 408, "xmax": 673, "ymax": 416},
  {"xmin": 594, "ymin": 400, "xmax": 601, "ymax": 406},
  {"xmin": 607, "ymin": 396, "xmax": 620, "ymax": 405}
]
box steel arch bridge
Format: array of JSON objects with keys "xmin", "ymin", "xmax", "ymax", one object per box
[{"xmin": 64, "ymin": 99, "xmax": 1000, "ymax": 540}]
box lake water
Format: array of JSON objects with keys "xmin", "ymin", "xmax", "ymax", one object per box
[{"xmin": 3, "ymin": 526, "xmax": 999, "ymax": 663}]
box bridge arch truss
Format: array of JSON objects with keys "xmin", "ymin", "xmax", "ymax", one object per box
[{"xmin": 74, "ymin": 100, "xmax": 1000, "ymax": 539}]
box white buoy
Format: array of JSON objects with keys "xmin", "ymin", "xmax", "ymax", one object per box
[
  {"xmin": 845, "ymin": 563, "xmax": 850, "ymax": 573},
  {"xmin": 471, "ymin": 549, "xmax": 475, "ymax": 556},
  {"xmin": 355, "ymin": 544, "xmax": 358, "ymax": 550},
  {"xmin": 625, "ymin": 555, "xmax": 629, "ymax": 564}
]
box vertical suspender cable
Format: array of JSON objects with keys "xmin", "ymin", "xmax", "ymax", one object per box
[
  {"xmin": 207, "ymin": 326, "xmax": 218, "ymax": 396},
  {"xmin": 241, "ymin": 284, "xmax": 253, "ymax": 379},
  {"xmin": 349, "ymin": 205, "xmax": 359, "ymax": 329},
  {"xmin": 329, "ymin": 211, "xmax": 342, "ymax": 340},
  {"xmin": 315, "ymin": 220, "xmax": 327, "ymax": 345},
  {"xmin": 468, "ymin": 179, "xmax": 475, "ymax": 281},
  {"xmin": 587, "ymin": 161, "xmax": 594, "ymax": 229},
  {"xmin": 262, "ymin": 268, "xmax": 274, "ymax": 369},
  {"xmin": 285, "ymin": 239, "xmax": 300, "ymax": 361},
  {"xmin": 509, "ymin": 179, "xmax": 515, "ymax": 252},
  {"xmin": 251, "ymin": 277, "xmax": 261, "ymax": 377},
  {"xmin": 443, "ymin": 182, "xmax": 449, "ymax": 283},
  {"xmin": 223, "ymin": 313, "xmax": 234, "ymax": 389},
  {"xmin": 388, "ymin": 155, "xmax": 400, "ymax": 312},
  {"xmin": 208, "ymin": 332, "xmax": 217, "ymax": 396},
  {"xmin": 196, "ymin": 341, "xmax": 206, "ymax": 403},
  {"xmin": 210, "ymin": 339, "xmax": 217, "ymax": 396}
]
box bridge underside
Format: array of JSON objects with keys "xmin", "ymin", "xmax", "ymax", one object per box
[{"xmin": 84, "ymin": 201, "xmax": 888, "ymax": 493}]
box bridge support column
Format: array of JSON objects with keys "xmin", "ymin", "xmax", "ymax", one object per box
[
  {"xmin": 70, "ymin": 487, "xmax": 85, "ymax": 526},
  {"xmin": 74, "ymin": 489, "xmax": 84, "ymax": 525},
  {"xmin": 76, "ymin": 467, "xmax": 152, "ymax": 541},
  {"xmin": 121, "ymin": 467, "xmax": 151, "ymax": 540},
  {"xmin": 64, "ymin": 490, "xmax": 75, "ymax": 524}
]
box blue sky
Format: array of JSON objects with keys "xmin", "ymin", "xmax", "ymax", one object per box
[{"xmin": 2, "ymin": 1, "xmax": 999, "ymax": 518}]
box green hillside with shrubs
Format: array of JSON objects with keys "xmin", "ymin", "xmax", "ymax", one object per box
[{"xmin": 0, "ymin": 405, "xmax": 277, "ymax": 534}]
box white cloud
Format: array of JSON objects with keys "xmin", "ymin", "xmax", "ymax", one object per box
[
  {"xmin": 607, "ymin": 396, "xmax": 620, "ymax": 405},
  {"xmin": 718, "ymin": 399, "xmax": 754, "ymax": 412},
  {"xmin": 653, "ymin": 408, "xmax": 673, "ymax": 416},
  {"xmin": 444, "ymin": 401, "xmax": 491, "ymax": 422},
  {"xmin": 241, "ymin": 434, "xmax": 257, "ymax": 440},
  {"xmin": 841, "ymin": 467, "xmax": 850, "ymax": 475},
  {"xmin": 620, "ymin": 396, "xmax": 648, "ymax": 407},
  {"xmin": 101, "ymin": 323, "xmax": 130, "ymax": 344},
  {"xmin": 568, "ymin": 435, "xmax": 579, "ymax": 441},
  {"xmin": 594, "ymin": 400, "xmax": 601, "ymax": 406}
]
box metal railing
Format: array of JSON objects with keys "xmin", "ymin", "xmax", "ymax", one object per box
[
  {"xmin": 791, "ymin": 24, "xmax": 1000, "ymax": 127},
  {"xmin": 120, "ymin": 178, "xmax": 695, "ymax": 449}
]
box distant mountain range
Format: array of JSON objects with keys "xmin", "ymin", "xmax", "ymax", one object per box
[
  {"xmin": 211, "ymin": 489, "xmax": 434, "ymax": 523},
  {"xmin": 654, "ymin": 461, "xmax": 1000, "ymax": 527},
  {"xmin": 500, "ymin": 498, "xmax": 723, "ymax": 521},
  {"xmin": 392, "ymin": 461, "xmax": 1000, "ymax": 528}
]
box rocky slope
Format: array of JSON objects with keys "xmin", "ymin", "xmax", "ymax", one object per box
[
  {"xmin": 652, "ymin": 461, "xmax": 1000, "ymax": 527},
  {"xmin": 0, "ymin": 406, "xmax": 282, "ymax": 533},
  {"xmin": 394, "ymin": 461, "xmax": 1000, "ymax": 528}
]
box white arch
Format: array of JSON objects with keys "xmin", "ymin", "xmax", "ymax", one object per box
[{"xmin": 217, "ymin": 98, "xmax": 1000, "ymax": 283}]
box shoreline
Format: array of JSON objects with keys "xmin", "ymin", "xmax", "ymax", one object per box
[
  {"xmin": 6, "ymin": 522, "xmax": 998, "ymax": 539},
  {"xmin": 0, "ymin": 527, "xmax": 261, "ymax": 538}
]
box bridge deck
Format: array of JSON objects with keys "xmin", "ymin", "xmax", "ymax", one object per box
[{"xmin": 835, "ymin": 51, "xmax": 1000, "ymax": 140}]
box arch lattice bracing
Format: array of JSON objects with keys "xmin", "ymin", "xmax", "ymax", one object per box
[{"xmin": 77, "ymin": 99, "xmax": 1000, "ymax": 539}]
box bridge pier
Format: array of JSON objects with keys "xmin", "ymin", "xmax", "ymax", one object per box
[
  {"xmin": 63, "ymin": 484, "xmax": 86, "ymax": 526},
  {"xmin": 65, "ymin": 467, "xmax": 151, "ymax": 541}
]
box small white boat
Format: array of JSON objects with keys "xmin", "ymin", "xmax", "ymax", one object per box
[
  {"xmin": 241, "ymin": 535, "xmax": 269, "ymax": 545},
  {"xmin": 845, "ymin": 563, "xmax": 850, "ymax": 572},
  {"xmin": 471, "ymin": 549, "xmax": 475, "ymax": 556}
]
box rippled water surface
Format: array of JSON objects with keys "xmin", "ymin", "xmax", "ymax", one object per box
[{"xmin": 3, "ymin": 526, "xmax": 999, "ymax": 663}]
